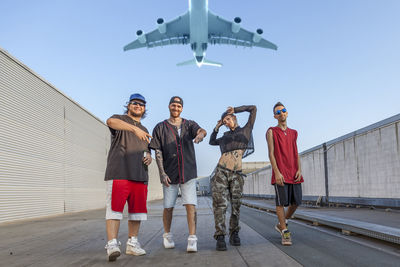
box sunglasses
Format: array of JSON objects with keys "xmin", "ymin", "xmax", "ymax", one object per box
[
  {"xmin": 275, "ymin": 108, "xmax": 287, "ymax": 115},
  {"xmin": 130, "ymin": 101, "xmax": 145, "ymax": 107}
]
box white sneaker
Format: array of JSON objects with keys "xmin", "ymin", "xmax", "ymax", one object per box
[
  {"xmin": 163, "ymin": 232, "xmax": 175, "ymax": 249},
  {"xmin": 126, "ymin": 236, "xmax": 146, "ymax": 256},
  {"xmin": 105, "ymin": 239, "xmax": 121, "ymax": 261},
  {"xmin": 187, "ymin": 235, "xmax": 197, "ymax": 252}
]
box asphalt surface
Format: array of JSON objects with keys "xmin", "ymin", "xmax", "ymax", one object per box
[
  {"xmin": 0, "ymin": 197, "xmax": 300, "ymax": 267},
  {"xmin": 240, "ymin": 205, "xmax": 400, "ymax": 267},
  {"xmin": 1, "ymin": 197, "xmax": 399, "ymax": 266},
  {"xmin": 242, "ymin": 198, "xmax": 400, "ymax": 245}
]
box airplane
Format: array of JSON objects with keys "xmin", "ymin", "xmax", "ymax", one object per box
[{"xmin": 123, "ymin": 0, "xmax": 278, "ymax": 67}]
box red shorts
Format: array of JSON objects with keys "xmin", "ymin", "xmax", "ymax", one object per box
[{"xmin": 105, "ymin": 180, "xmax": 148, "ymax": 221}]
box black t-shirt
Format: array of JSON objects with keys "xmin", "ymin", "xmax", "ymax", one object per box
[
  {"xmin": 104, "ymin": 114, "xmax": 150, "ymax": 183},
  {"xmin": 209, "ymin": 105, "xmax": 256, "ymax": 158},
  {"xmin": 149, "ymin": 119, "xmax": 201, "ymax": 184}
]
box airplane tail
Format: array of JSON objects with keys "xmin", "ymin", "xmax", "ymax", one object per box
[
  {"xmin": 176, "ymin": 59, "xmax": 197, "ymax": 66},
  {"xmin": 176, "ymin": 59, "xmax": 223, "ymax": 67},
  {"xmin": 203, "ymin": 59, "xmax": 223, "ymax": 67}
]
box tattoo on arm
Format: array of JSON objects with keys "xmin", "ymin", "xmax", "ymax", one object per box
[
  {"xmin": 233, "ymin": 163, "xmax": 239, "ymax": 171},
  {"xmin": 155, "ymin": 149, "xmax": 167, "ymax": 179},
  {"xmin": 199, "ymin": 128, "xmax": 207, "ymax": 137}
]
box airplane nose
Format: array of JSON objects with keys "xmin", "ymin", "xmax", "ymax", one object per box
[{"xmin": 196, "ymin": 56, "xmax": 203, "ymax": 63}]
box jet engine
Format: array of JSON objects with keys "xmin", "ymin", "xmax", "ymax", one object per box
[
  {"xmin": 231, "ymin": 17, "xmax": 241, "ymax": 33},
  {"xmin": 252, "ymin": 28, "xmax": 263, "ymax": 43},
  {"xmin": 157, "ymin": 18, "xmax": 166, "ymax": 34},
  {"xmin": 136, "ymin": 30, "xmax": 146, "ymax": 44}
]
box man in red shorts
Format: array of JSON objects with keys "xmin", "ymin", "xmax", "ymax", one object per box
[
  {"xmin": 104, "ymin": 93, "xmax": 152, "ymax": 261},
  {"xmin": 266, "ymin": 102, "xmax": 304, "ymax": 246}
]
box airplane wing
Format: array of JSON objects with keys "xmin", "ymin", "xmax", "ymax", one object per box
[
  {"xmin": 124, "ymin": 12, "xmax": 190, "ymax": 51},
  {"xmin": 207, "ymin": 11, "xmax": 278, "ymax": 50}
]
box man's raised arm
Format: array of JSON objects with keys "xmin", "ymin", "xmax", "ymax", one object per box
[{"xmin": 107, "ymin": 117, "xmax": 151, "ymax": 143}]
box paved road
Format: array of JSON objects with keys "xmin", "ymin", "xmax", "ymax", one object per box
[
  {"xmin": 0, "ymin": 197, "xmax": 299, "ymax": 267},
  {"xmin": 240, "ymin": 205, "xmax": 400, "ymax": 267},
  {"xmin": 1, "ymin": 197, "xmax": 399, "ymax": 266}
]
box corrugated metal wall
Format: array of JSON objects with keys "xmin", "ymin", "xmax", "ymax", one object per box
[{"xmin": 0, "ymin": 48, "xmax": 111, "ymax": 223}]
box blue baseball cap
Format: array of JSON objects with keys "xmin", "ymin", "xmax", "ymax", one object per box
[{"xmin": 129, "ymin": 93, "xmax": 146, "ymax": 104}]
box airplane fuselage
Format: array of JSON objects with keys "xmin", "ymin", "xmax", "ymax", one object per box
[
  {"xmin": 189, "ymin": 0, "xmax": 208, "ymax": 64},
  {"xmin": 123, "ymin": 0, "xmax": 277, "ymax": 67}
]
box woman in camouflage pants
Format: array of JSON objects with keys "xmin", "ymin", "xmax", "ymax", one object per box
[{"xmin": 209, "ymin": 105, "xmax": 257, "ymax": 251}]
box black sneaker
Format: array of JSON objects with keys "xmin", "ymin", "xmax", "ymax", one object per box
[
  {"xmin": 229, "ymin": 231, "xmax": 241, "ymax": 246},
  {"xmin": 216, "ymin": 235, "xmax": 227, "ymax": 251}
]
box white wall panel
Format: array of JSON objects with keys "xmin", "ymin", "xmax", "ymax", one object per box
[
  {"xmin": 147, "ymin": 161, "xmax": 163, "ymax": 201},
  {"xmin": 0, "ymin": 48, "xmax": 111, "ymax": 223},
  {"xmin": 1, "ymin": 48, "xmax": 163, "ymax": 223},
  {"xmin": 301, "ymin": 149, "xmax": 325, "ymax": 196}
]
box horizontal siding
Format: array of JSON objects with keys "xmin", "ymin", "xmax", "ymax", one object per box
[{"xmin": 0, "ymin": 48, "xmax": 110, "ymax": 223}]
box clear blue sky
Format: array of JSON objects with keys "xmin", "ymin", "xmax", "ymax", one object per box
[{"xmin": 1, "ymin": 0, "xmax": 400, "ymax": 176}]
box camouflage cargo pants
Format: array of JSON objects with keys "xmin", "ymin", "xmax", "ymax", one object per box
[{"xmin": 211, "ymin": 166, "xmax": 244, "ymax": 239}]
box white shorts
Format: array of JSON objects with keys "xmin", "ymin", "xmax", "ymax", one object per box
[{"xmin": 163, "ymin": 178, "xmax": 197, "ymax": 208}]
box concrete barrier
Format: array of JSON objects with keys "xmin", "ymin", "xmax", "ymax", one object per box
[{"xmin": 244, "ymin": 114, "xmax": 400, "ymax": 207}]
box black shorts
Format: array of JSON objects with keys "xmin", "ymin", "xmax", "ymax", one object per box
[{"xmin": 274, "ymin": 183, "xmax": 302, "ymax": 207}]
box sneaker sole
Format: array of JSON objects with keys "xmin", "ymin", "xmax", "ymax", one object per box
[
  {"xmin": 108, "ymin": 251, "xmax": 120, "ymax": 261},
  {"xmin": 187, "ymin": 248, "xmax": 197, "ymax": 253},
  {"xmin": 216, "ymin": 246, "xmax": 227, "ymax": 251},
  {"xmin": 126, "ymin": 250, "xmax": 146, "ymax": 256},
  {"xmin": 282, "ymin": 242, "xmax": 292, "ymax": 246},
  {"xmin": 229, "ymin": 240, "xmax": 241, "ymax": 246}
]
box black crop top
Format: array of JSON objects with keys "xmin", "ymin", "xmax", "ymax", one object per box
[{"xmin": 209, "ymin": 105, "xmax": 257, "ymax": 158}]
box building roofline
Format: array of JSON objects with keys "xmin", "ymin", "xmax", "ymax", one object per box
[
  {"xmin": 0, "ymin": 47, "xmax": 106, "ymax": 126},
  {"xmin": 301, "ymin": 113, "xmax": 400, "ymax": 155}
]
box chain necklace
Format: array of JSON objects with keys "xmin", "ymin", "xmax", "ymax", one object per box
[{"xmin": 279, "ymin": 126, "xmax": 288, "ymax": 136}]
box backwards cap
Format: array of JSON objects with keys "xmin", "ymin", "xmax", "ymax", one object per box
[{"xmin": 169, "ymin": 96, "xmax": 183, "ymax": 107}]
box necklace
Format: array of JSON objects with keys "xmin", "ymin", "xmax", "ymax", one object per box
[{"xmin": 280, "ymin": 127, "xmax": 287, "ymax": 136}]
